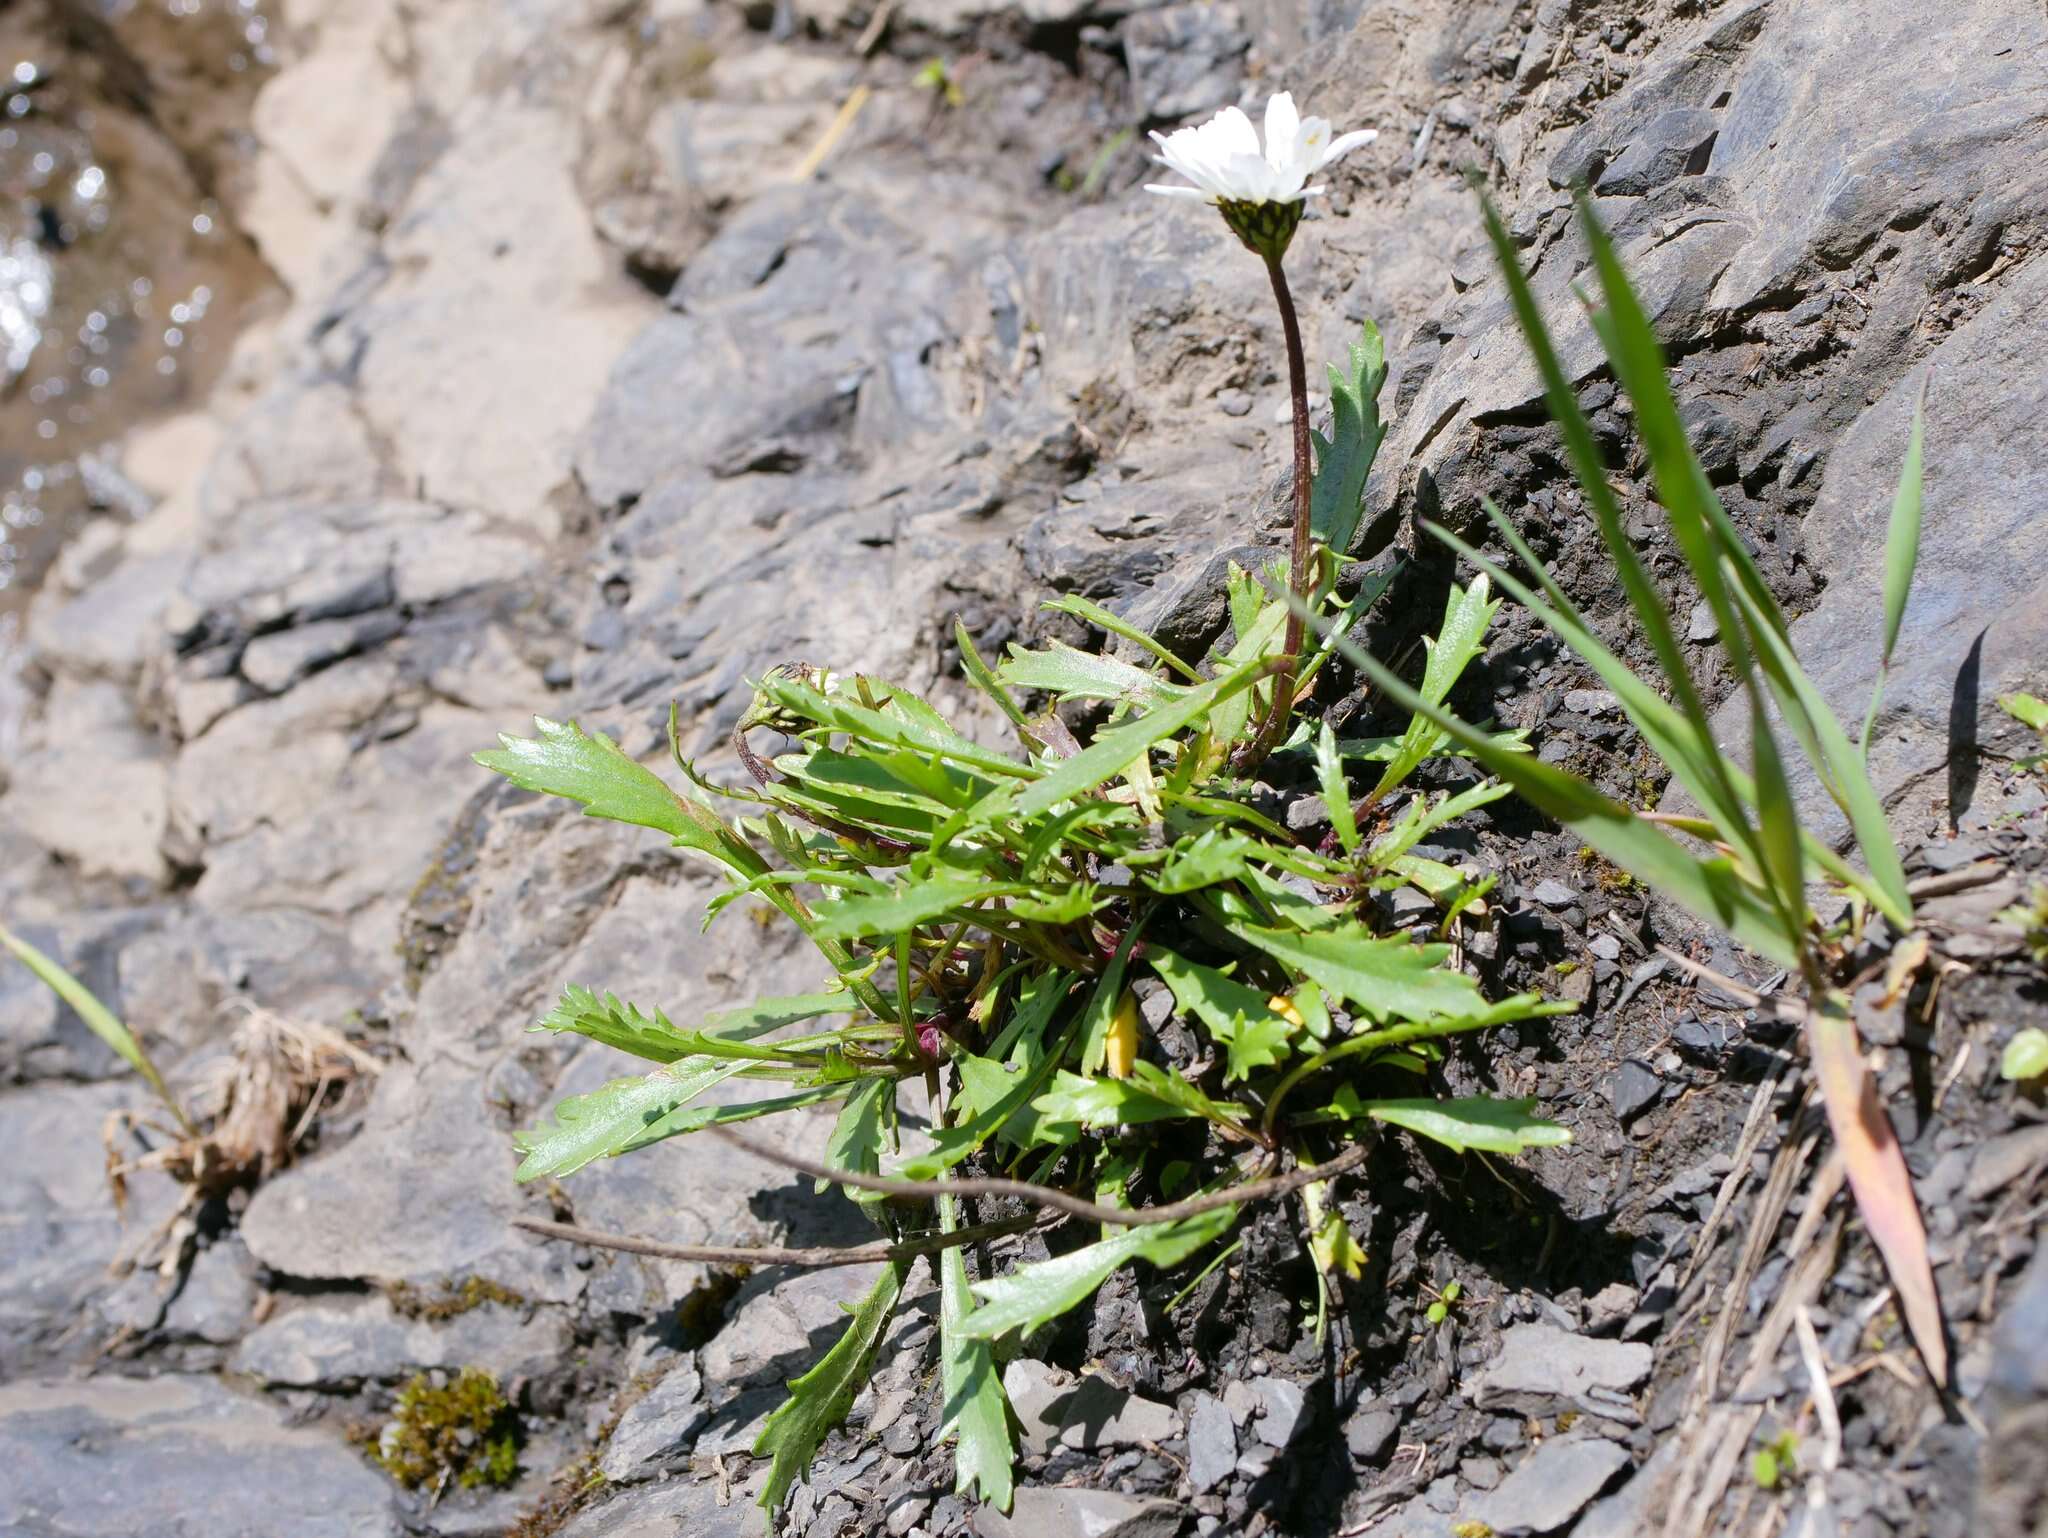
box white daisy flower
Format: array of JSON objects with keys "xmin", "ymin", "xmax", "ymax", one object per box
[{"xmin": 1144, "ymin": 92, "xmax": 1377, "ymax": 217}]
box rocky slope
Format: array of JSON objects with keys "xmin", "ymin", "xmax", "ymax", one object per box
[{"xmin": 2, "ymin": 1, "xmax": 2044, "ymax": 1536}]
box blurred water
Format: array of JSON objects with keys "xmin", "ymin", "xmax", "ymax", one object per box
[{"xmin": 0, "ymin": 0, "xmax": 281, "ymax": 616}]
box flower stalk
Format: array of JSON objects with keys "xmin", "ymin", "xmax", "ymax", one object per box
[
  {"xmin": 1143, "ymin": 92, "xmax": 1377, "ymax": 772},
  {"xmin": 1246, "ymin": 246, "xmax": 1316, "ymax": 765}
]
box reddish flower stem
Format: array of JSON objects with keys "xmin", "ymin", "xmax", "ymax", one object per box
[{"xmin": 1236, "ymin": 248, "xmax": 1315, "ymax": 772}]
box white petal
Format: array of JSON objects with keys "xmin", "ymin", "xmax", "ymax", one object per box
[
  {"xmin": 1314, "ymin": 128, "xmax": 1379, "ymax": 170},
  {"xmin": 1210, "ymin": 106, "xmax": 1261, "ymax": 161},
  {"xmin": 1144, "ymin": 183, "xmax": 1217, "ymax": 202},
  {"xmin": 1263, "ymin": 93, "xmax": 1301, "ymax": 170},
  {"xmin": 1220, "ymin": 149, "xmax": 1277, "ymax": 202}
]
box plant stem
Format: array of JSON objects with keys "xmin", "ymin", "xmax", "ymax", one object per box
[{"xmin": 1238, "ymin": 250, "xmax": 1315, "ymax": 770}]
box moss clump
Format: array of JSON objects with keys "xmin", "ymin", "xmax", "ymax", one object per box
[
  {"xmin": 386, "ymin": 1276, "xmax": 526, "ymax": 1321},
  {"xmin": 374, "ymin": 1369, "xmax": 520, "ymax": 1492}
]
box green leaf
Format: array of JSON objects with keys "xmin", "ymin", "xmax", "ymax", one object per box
[
  {"xmin": 0, "ymin": 922, "xmax": 187, "ymax": 1129},
  {"xmin": 1999, "ymin": 692, "xmax": 2048, "ymax": 733},
  {"xmin": 1077, "ymin": 925, "xmax": 1146, "ymax": 1077},
  {"xmin": 1366, "ymin": 575, "xmax": 1499, "ymax": 804},
  {"xmin": 997, "ymin": 640, "xmax": 1187, "ymax": 707},
  {"xmin": 820, "ymin": 1076, "xmax": 892, "ymax": 1199},
  {"xmin": 1289, "ymin": 590, "xmax": 1803, "ymax": 967},
  {"xmin": 477, "ymin": 717, "xmax": 737, "ymax": 862},
  {"xmin": 1238, "ymin": 924, "xmax": 1489, "ymax": 1024},
  {"xmin": 1862, "ymin": 385, "xmax": 1927, "ymax": 752},
  {"xmin": 1147, "ymin": 947, "xmax": 1296, "ymax": 1082},
  {"xmin": 1007, "ymin": 887, "xmax": 1103, "ymax": 925},
  {"xmin": 962, "ymin": 1205, "xmax": 1237, "ymax": 1340},
  {"xmin": 955, "ymin": 617, "xmax": 1039, "ymax": 744},
  {"xmin": 1041, "ymin": 594, "xmax": 1205, "ymax": 683},
  {"xmin": 1303, "ymin": 1179, "xmax": 1366, "ymax": 1280},
  {"xmin": 1030, "ymin": 1061, "xmax": 1246, "ymax": 1139},
  {"xmin": 1000, "ymin": 659, "xmax": 1275, "ymax": 821},
  {"xmin": 513, "ymin": 1065, "xmax": 847, "ymax": 1180},
  {"xmin": 2001, "ymin": 1028, "xmax": 2048, "ymax": 1083},
  {"xmin": 1146, "ymin": 828, "xmax": 1259, "ymax": 894},
  {"xmin": 814, "ymin": 876, "xmax": 1013, "ymax": 941},
  {"xmin": 1472, "ymin": 191, "xmax": 1764, "ymax": 878},
  {"xmin": 1309, "ymin": 318, "xmax": 1388, "ymax": 555},
  {"xmin": 1367, "ymin": 781, "xmax": 1511, "ymax": 869},
  {"xmin": 938, "ymin": 1197, "xmax": 1015, "ymax": 1510},
  {"xmin": 755, "ymin": 1259, "xmax": 909, "ymax": 1512},
  {"xmin": 902, "ymin": 1003, "xmax": 1079, "ymax": 1179},
  {"xmin": 535, "ymin": 985, "xmax": 845, "ymax": 1065},
  {"xmin": 1429, "ymin": 510, "xmax": 1897, "ymax": 923},
  {"xmin": 758, "ymin": 673, "xmax": 1036, "ymax": 782},
  {"xmin": 1317, "ymin": 722, "xmax": 1360, "ymax": 855},
  {"xmin": 1360, "ymin": 1096, "xmax": 1573, "ymax": 1155}
]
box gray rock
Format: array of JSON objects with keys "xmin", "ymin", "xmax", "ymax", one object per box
[
  {"xmin": 1966, "ymin": 1125, "xmax": 2048, "ymax": 1202},
  {"xmin": 1123, "ymin": 4, "xmax": 1249, "ymax": 123},
  {"xmin": 1187, "ymin": 1391, "xmax": 1236, "ymax": 1492},
  {"xmin": 556, "ymin": 1476, "xmax": 748, "ymax": 1538},
  {"xmin": 232, "ymin": 1293, "xmax": 566, "ymax": 1388},
  {"xmin": 976, "ymin": 1487, "xmax": 1182, "ymax": 1538},
  {"xmin": 1564, "ymin": 689, "xmax": 1621, "ymax": 716},
  {"xmin": 1610, "ymin": 1059, "xmax": 1663, "ymax": 1122},
  {"xmin": 599, "ymin": 1359, "xmax": 709, "ymax": 1483},
  {"xmin": 161, "ymin": 1240, "xmax": 258, "ymax": 1344},
  {"xmin": 1251, "ymin": 1376, "xmax": 1309, "ymax": 1448},
  {"xmin": 1470, "ymin": 1324, "xmax": 1653, "ymax": 1414},
  {"xmin": 1594, "ymin": 107, "xmax": 1720, "ymax": 196},
  {"xmin": 1467, "ymin": 1436, "xmax": 1632, "ymax": 1536},
  {"xmin": 0, "ymin": 1080, "xmax": 183, "ymax": 1374},
  {"xmin": 1529, "ymin": 878, "xmax": 1579, "ymax": 909},
  {"xmin": 998, "ymin": 1358, "xmax": 1177, "ymax": 1453},
  {"xmin": 1686, "ymin": 599, "xmax": 1720, "ymax": 643},
  {"xmin": 0, "ymin": 1375, "xmax": 401, "ymax": 1537},
  {"xmin": 1577, "ymin": 1442, "xmax": 1679, "ymax": 1538},
  {"xmin": 1346, "ymin": 1406, "xmax": 1401, "ymax": 1462}
]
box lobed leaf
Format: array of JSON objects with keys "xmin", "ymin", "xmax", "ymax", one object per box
[
  {"xmin": 1316, "ymin": 722, "xmax": 1360, "ymax": 855},
  {"xmin": 961, "ymin": 1205, "xmax": 1237, "ymax": 1340},
  {"xmin": 1148, "ymin": 947, "xmax": 1297, "ymax": 1082},
  {"xmin": 1309, "ymin": 319, "xmax": 1389, "ymax": 555},
  {"xmin": 938, "ymin": 1197, "xmax": 1016, "ymax": 1510},
  {"xmin": 756, "ymin": 1259, "xmax": 910, "ymax": 1511},
  {"xmin": 998, "ymin": 640, "xmax": 1187, "ymax": 707},
  {"xmin": 513, "ymin": 1065, "xmax": 847, "ymax": 1180},
  {"xmin": 998, "ymin": 660, "xmax": 1277, "ymax": 821}
]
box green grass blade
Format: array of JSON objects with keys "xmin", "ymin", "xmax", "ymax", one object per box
[
  {"xmin": 1426, "ymin": 516, "xmax": 1897, "ymax": 914},
  {"xmin": 1474, "ymin": 189, "xmax": 1761, "ymax": 873},
  {"xmin": 1, "ymin": 922, "xmax": 192, "ymax": 1132},
  {"xmin": 1289, "ymin": 594, "xmax": 1798, "ymax": 966},
  {"xmin": 1861, "ymin": 384, "xmax": 1927, "ymax": 754}
]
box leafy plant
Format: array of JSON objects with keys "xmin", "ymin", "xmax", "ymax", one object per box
[
  {"xmin": 1998, "ymin": 884, "xmax": 2048, "ymax": 969},
  {"xmin": 1999, "ymin": 692, "xmax": 2048, "ymax": 773},
  {"xmin": 1302, "ymin": 188, "xmax": 1948, "ymax": 1385},
  {"xmin": 2001, "ymin": 1027, "xmax": 2048, "ymax": 1084},
  {"xmin": 479, "ymin": 320, "xmax": 1572, "ymax": 1511}
]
